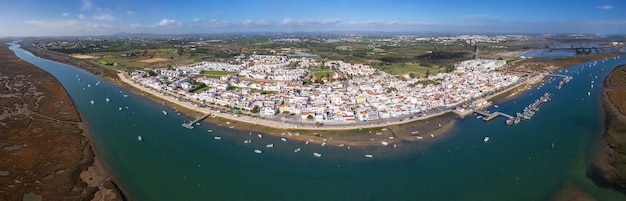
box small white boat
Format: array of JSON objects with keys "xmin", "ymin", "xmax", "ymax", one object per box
[
  {"xmin": 105, "ymin": 98, "xmax": 110, "ymax": 102},
  {"xmin": 137, "ymin": 136, "xmax": 143, "ymax": 141},
  {"xmin": 118, "ymin": 107, "xmax": 122, "ymax": 111},
  {"xmin": 365, "ymin": 154, "xmax": 373, "ymax": 158},
  {"xmin": 225, "ymin": 122, "xmax": 231, "ymax": 125},
  {"xmin": 244, "ymin": 140, "xmax": 251, "ymax": 144},
  {"xmin": 254, "ymin": 149, "xmax": 262, "ymax": 154},
  {"xmin": 207, "ymin": 130, "xmax": 213, "ymax": 133},
  {"xmin": 214, "ymin": 136, "xmax": 221, "ymax": 140},
  {"xmin": 162, "ymin": 111, "xmax": 168, "ymax": 115},
  {"xmin": 123, "ymin": 94, "xmax": 128, "ymax": 98},
  {"xmin": 313, "ymin": 152, "xmax": 322, "ymax": 157},
  {"xmin": 416, "ymin": 136, "xmax": 423, "ymax": 139},
  {"xmin": 321, "ymin": 142, "xmax": 327, "ymax": 146},
  {"xmin": 266, "ymin": 144, "xmax": 274, "ymax": 148},
  {"xmin": 431, "ymin": 134, "xmax": 435, "ymax": 138},
  {"xmin": 228, "ymin": 126, "xmax": 234, "ymax": 129},
  {"xmin": 280, "ymin": 138, "xmax": 287, "ymax": 142},
  {"xmin": 305, "ymin": 141, "xmax": 309, "ymax": 145},
  {"xmin": 587, "ymin": 92, "xmax": 591, "ymax": 96},
  {"xmin": 381, "ymin": 141, "xmax": 389, "ymax": 146},
  {"xmin": 90, "ymin": 100, "xmax": 95, "ymax": 104},
  {"xmin": 294, "ymin": 148, "xmax": 301, "ymax": 152},
  {"xmin": 257, "ymin": 134, "xmax": 263, "ymax": 138},
  {"xmin": 484, "ymin": 137, "xmax": 490, "ymax": 142},
  {"xmin": 338, "ymin": 144, "xmax": 345, "ymax": 147},
  {"xmin": 87, "ymin": 84, "xmax": 91, "ymax": 87}
]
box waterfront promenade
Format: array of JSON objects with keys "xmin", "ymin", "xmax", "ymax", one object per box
[{"xmin": 118, "ymin": 72, "xmax": 542, "ymax": 131}]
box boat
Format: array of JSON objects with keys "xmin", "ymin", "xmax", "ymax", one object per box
[
  {"xmin": 313, "ymin": 152, "xmax": 322, "ymax": 157},
  {"xmin": 588, "ymin": 92, "xmax": 591, "ymax": 96},
  {"xmin": 280, "ymin": 138, "xmax": 287, "ymax": 142},
  {"xmin": 90, "ymin": 100, "xmax": 95, "ymax": 104},
  {"xmin": 294, "ymin": 148, "xmax": 301, "ymax": 152},
  {"xmin": 381, "ymin": 141, "xmax": 389, "ymax": 146},
  {"xmin": 416, "ymin": 136, "xmax": 423, "ymax": 139},
  {"xmin": 365, "ymin": 154, "xmax": 373, "ymax": 158},
  {"xmin": 105, "ymin": 98, "xmax": 110, "ymax": 102},
  {"xmin": 305, "ymin": 141, "xmax": 309, "ymax": 145},
  {"xmin": 123, "ymin": 94, "xmax": 128, "ymax": 98},
  {"xmin": 321, "ymin": 142, "xmax": 326, "ymax": 146},
  {"xmin": 430, "ymin": 134, "xmax": 435, "ymax": 138},
  {"xmin": 257, "ymin": 134, "xmax": 263, "ymax": 138},
  {"xmin": 484, "ymin": 137, "xmax": 489, "ymax": 142},
  {"xmin": 266, "ymin": 144, "xmax": 274, "ymax": 148},
  {"xmin": 118, "ymin": 107, "xmax": 122, "ymax": 111},
  {"xmin": 207, "ymin": 130, "xmax": 213, "ymax": 133},
  {"xmin": 244, "ymin": 140, "xmax": 251, "ymax": 144},
  {"xmin": 162, "ymin": 110, "xmax": 168, "ymax": 115},
  {"xmin": 137, "ymin": 136, "xmax": 143, "ymax": 141},
  {"xmin": 338, "ymin": 144, "xmax": 345, "ymax": 147},
  {"xmin": 506, "ymin": 118, "xmax": 513, "ymax": 125},
  {"xmin": 214, "ymin": 136, "xmax": 221, "ymax": 140},
  {"xmin": 254, "ymin": 149, "xmax": 262, "ymax": 154}
]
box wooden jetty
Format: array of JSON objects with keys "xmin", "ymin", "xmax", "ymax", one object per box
[
  {"xmin": 474, "ymin": 110, "xmax": 514, "ymax": 121},
  {"xmin": 182, "ymin": 113, "xmax": 211, "ymax": 129}
]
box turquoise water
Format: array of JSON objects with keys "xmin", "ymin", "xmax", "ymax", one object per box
[{"xmin": 9, "ymin": 43, "xmax": 626, "ymax": 200}]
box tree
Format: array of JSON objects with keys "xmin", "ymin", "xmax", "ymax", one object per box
[
  {"xmin": 307, "ymin": 115, "xmax": 314, "ymax": 120},
  {"xmin": 315, "ymin": 121, "xmax": 321, "ymax": 127},
  {"xmin": 425, "ymin": 70, "xmax": 431, "ymax": 78},
  {"xmin": 409, "ymin": 73, "xmax": 415, "ymax": 79}
]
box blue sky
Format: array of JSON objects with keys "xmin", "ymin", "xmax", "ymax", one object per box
[{"xmin": 2, "ymin": 0, "xmax": 626, "ymax": 37}]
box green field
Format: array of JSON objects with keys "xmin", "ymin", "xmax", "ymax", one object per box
[{"xmin": 380, "ymin": 63, "xmax": 445, "ymax": 78}]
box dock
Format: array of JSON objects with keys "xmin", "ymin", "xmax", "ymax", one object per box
[
  {"xmin": 474, "ymin": 110, "xmax": 514, "ymax": 121},
  {"xmin": 182, "ymin": 113, "xmax": 211, "ymax": 129}
]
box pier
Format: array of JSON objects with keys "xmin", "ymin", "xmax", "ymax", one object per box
[
  {"xmin": 474, "ymin": 110, "xmax": 514, "ymax": 121},
  {"xmin": 182, "ymin": 113, "xmax": 211, "ymax": 129}
]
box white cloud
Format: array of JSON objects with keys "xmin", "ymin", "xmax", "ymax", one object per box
[
  {"xmin": 282, "ymin": 18, "xmax": 340, "ymax": 26},
  {"xmin": 93, "ymin": 14, "xmax": 116, "ymax": 21},
  {"xmin": 192, "ymin": 17, "xmax": 200, "ymax": 22},
  {"xmin": 156, "ymin": 18, "xmax": 176, "ymax": 26},
  {"xmin": 596, "ymin": 5, "xmax": 613, "ymax": 10},
  {"xmin": 78, "ymin": 14, "xmax": 86, "ymax": 20},
  {"xmin": 81, "ymin": 0, "xmax": 93, "ymax": 10},
  {"xmin": 62, "ymin": 12, "xmax": 69, "ymax": 17},
  {"xmin": 212, "ymin": 12, "xmax": 222, "ymax": 17},
  {"xmin": 127, "ymin": 10, "xmax": 136, "ymax": 15}
]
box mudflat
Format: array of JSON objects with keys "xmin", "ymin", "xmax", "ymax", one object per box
[{"xmin": 0, "ymin": 42, "xmax": 123, "ymax": 200}]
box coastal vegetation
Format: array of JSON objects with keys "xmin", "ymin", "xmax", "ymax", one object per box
[{"xmin": 599, "ymin": 65, "xmax": 626, "ymax": 189}]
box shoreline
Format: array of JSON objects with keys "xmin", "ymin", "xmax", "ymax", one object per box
[{"xmin": 18, "ymin": 42, "xmax": 542, "ymax": 147}]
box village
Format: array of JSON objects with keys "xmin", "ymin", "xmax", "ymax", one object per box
[{"xmin": 126, "ymin": 55, "xmax": 521, "ymax": 126}]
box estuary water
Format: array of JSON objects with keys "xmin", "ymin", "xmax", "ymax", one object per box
[{"xmin": 9, "ymin": 43, "xmax": 626, "ymax": 200}]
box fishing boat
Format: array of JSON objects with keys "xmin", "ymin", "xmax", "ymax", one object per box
[
  {"xmin": 381, "ymin": 141, "xmax": 389, "ymax": 146},
  {"xmin": 207, "ymin": 130, "xmax": 213, "ymax": 133},
  {"xmin": 244, "ymin": 140, "xmax": 251, "ymax": 144},
  {"xmin": 105, "ymin": 98, "xmax": 110, "ymax": 102},
  {"xmin": 313, "ymin": 152, "xmax": 322, "ymax": 157},
  {"xmin": 321, "ymin": 142, "xmax": 327, "ymax": 146},
  {"xmin": 214, "ymin": 136, "xmax": 221, "ymax": 140},
  {"xmin": 280, "ymin": 138, "xmax": 287, "ymax": 142},
  {"xmin": 294, "ymin": 148, "xmax": 301, "ymax": 152},
  {"xmin": 162, "ymin": 110, "xmax": 168, "ymax": 115},
  {"xmin": 484, "ymin": 137, "xmax": 489, "ymax": 142},
  {"xmin": 137, "ymin": 136, "xmax": 143, "ymax": 141},
  {"xmin": 257, "ymin": 134, "xmax": 263, "ymax": 138},
  {"xmin": 365, "ymin": 154, "xmax": 373, "ymax": 158},
  {"xmin": 266, "ymin": 144, "xmax": 274, "ymax": 148},
  {"xmin": 90, "ymin": 100, "xmax": 95, "ymax": 104},
  {"xmin": 254, "ymin": 150, "xmax": 262, "ymax": 154},
  {"xmin": 118, "ymin": 107, "xmax": 122, "ymax": 111}
]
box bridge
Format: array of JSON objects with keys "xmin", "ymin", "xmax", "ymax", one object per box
[
  {"xmin": 474, "ymin": 110, "xmax": 514, "ymax": 121},
  {"xmin": 182, "ymin": 113, "xmax": 212, "ymax": 129}
]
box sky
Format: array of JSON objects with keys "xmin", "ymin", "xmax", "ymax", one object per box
[{"xmin": 2, "ymin": 0, "xmax": 626, "ymax": 37}]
